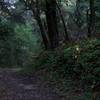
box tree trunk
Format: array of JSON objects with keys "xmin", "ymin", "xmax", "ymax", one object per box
[
  {"xmin": 87, "ymin": 0, "xmax": 95, "ymax": 37},
  {"xmin": 45, "ymin": 0, "xmax": 59, "ymax": 49},
  {"xmin": 56, "ymin": 2, "xmax": 69, "ymax": 41},
  {"xmin": 30, "ymin": 0, "xmax": 49, "ymax": 50}
]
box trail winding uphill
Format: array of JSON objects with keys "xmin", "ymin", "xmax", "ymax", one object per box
[{"xmin": 0, "ymin": 68, "xmax": 63, "ymax": 100}]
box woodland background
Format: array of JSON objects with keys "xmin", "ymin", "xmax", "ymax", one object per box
[{"xmin": 0, "ymin": 0, "xmax": 100, "ymax": 99}]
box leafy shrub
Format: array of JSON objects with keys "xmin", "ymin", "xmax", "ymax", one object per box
[
  {"xmin": 28, "ymin": 39, "xmax": 100, "ymax": 85},
  {"xmin": 0, "ymin": 20, "xmax": 15, "ymax": 66},
  {"xmin": 78, "ymin": 39, "xmax": 100, "ymax": 83},
  {"xmin": 0, "ymin": 19, "xmax": 42, "ymax": 67}
]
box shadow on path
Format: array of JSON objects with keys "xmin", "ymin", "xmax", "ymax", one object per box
[{"xmin": 0, "ymin": 68, "xmax": 63, "ymax": 100}]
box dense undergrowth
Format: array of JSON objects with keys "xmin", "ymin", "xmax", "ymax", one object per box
[
  {"xmin": 25, "ymin": 38, "xmax": 100, "ymax": 82},
  {"xmin": 23, "ymin": 38, "xmax": 100, "ymax": 99},
  {"xmin": 0, "ymin": 20, "xmax": 42, "ymax": 67}
]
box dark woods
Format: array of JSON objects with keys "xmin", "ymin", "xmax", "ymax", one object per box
[
  {"xmin": 0, "ymin": 0, "xmax": 99, "ymax": 66},
  {"xmin": 0, "ymin": 1, "xmax": 100, "ymax": 99},
  {"xmin": 19, "ymin": 0, "xmax": 97, "ymax": 50}
]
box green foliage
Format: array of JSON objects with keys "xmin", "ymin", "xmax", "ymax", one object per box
[
  {"xmin": 15, "ymin": 23, "xmax": 42, "ymax": 53},
  {"xmin": 0, "ymin": 20, "xmax": 42, "ymax": 67},
  {"xmin": 28, "ymin": 39, "xmax": 100, "ymax": 84},
  {"xmin": 78, "ymin": 39, "xmax": 100, "ymax": 83},
  {"xmin": 0, "ymin": 20, "xmax": 14, "ymax": 39},
  {"xmin": 0, "ymin": 20, "xmax": 15, "ymax": 66},
  {"xmin": 14, "ymin": 23, "xmax": 43, "ymax": 67}
]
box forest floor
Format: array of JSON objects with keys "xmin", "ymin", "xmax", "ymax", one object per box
[
  {"xmin": 0, "ymin": 68, "xmax": 88, "ymax": 100},
  {"xmin": 0, "ymin": 68, "xmax": 65, "ymax": 100}
]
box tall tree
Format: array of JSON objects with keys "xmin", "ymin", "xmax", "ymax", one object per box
[
  {"xmin": 45, "ymin": 0, "xmax": 59, "ymax": 49},
  {"xmin": 56, "ymin": 1, "xmax": 69, "ymax": 42},
  {"xmin": 21, "ymin": 0, "xmax": 49, "ymax": 50},
  {"xmin": 87, "ymin": 0, "xmax": 96, "ymax": 37},
  {"xmin": 34, "ymin": 0, "xmax": 49, "ymax": 49},
  {"xmin": 74, "ymin": 0, "xmax": 84, "ymax": 40}
]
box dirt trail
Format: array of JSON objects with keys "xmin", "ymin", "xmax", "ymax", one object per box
[{"xmin": 0, "ymin": 68, "xmax": 63, "ymax": 100}]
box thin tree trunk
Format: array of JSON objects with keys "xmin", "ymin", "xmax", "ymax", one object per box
[
  {"xmin": 35, "ymin": 15, "xmax": 49, "ymax": 49},
  {"xmin": 31, "ymin": 0, "xmax": 49, "ymax": 49},
  {"xmin": 87, "ymin": 0, "xmax": 95, "ymax": 37},
  {"xmin": 56, "ymin": 2, "xmax": 69, "ymax": 41}
]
